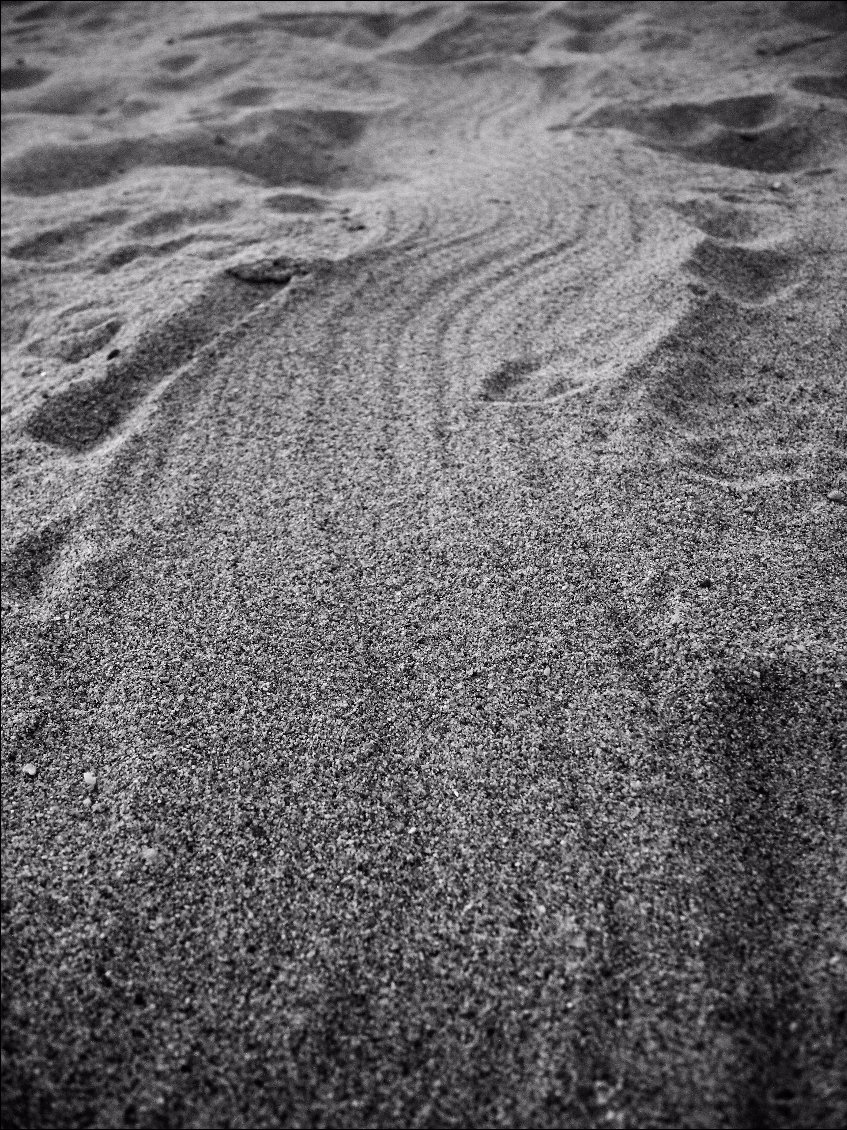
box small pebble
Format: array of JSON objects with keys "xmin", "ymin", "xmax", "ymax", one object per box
[
  {"xmin": 141, "ymin": 846, "xmax": 158, "ymax": 864},
  {"xmin": 826, "ymin": 488, "xmax": 846, "ymax": 505},
  {"xmin": 83, "ymin": 771, "xmax": 97, "ymax": 789},
  {"xmin": 22, "ymin": 763, "xmax": 37, "ymax": 777}
]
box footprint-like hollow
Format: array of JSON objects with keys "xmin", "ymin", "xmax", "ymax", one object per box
[
  {"xmin": 480, "ymin": 356, "xmax": 582, "ymax": 404},
  {"xmin": 0, "ymin": 64, "xmax": 50, "ymax": 91},
  {"xmin": 25, "ymin": 270, "xmax": 301, "ymax": 453},
  {"xmin": 481, "ymin": 357, "xmax": 541, "ymax": 401},
  {"xmin": 219, "ymin": 85, "xmax": 276, "ymax": 108},
  {"xmin": 5, "ymin": 209, "xmax": 128, "ymax": 262},
  {"xmin": 0, "ymin": 515, "xmax": 71, "ymax": 598},
  {"xmin": 578, "ymin": 93, "xmax": 847, "ymax": 173},
  {"xmin": 672, "ymin": 198, "xmax": 761, "ymax": 242},
  {"xmin": 563, "ymin": 31, "xmax": 612, "ymax": 54},
  {"xmin": 685, "ymin": 239, "xmax": 797, "ymax": 305},
  {"xmin": 263, "ymin": 192, "xmax": 328, "ymax": 215},
  {"xmin": 2, "ymin": 108, "xmax": 374, "ymax": 197},
  {"xmin": 792, "ymin": 73, "xmax": 847, "ymax": 101},
  {"xmin": 157, "ymin": 53, "xmax": 197, "ymax": 74},
  {"xmin": 533, "ymin": 63, "xmax": 579, "ymax": 103},
  {"xmin": 786, "ymin": 0, "xmax": 847, "ymax": 31}
]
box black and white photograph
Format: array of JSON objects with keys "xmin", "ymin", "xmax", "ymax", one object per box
[{"xmin": 1, "ymin": 2, "xmax": 845, "ymax": 1127}]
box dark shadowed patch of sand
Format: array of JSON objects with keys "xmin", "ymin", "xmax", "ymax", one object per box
[{"xmin": 2, "ymin": 107, "xmax": 378, "ymax": 196}]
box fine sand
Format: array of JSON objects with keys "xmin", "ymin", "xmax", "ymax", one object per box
[{"xmin": 1, "ymin": 2, "xmax": 846, "ymax": 1127}]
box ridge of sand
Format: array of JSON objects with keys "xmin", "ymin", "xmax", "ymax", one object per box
[{"xmin": 2, "ymin": 3, "xmax": 846, "ymax": 1128}]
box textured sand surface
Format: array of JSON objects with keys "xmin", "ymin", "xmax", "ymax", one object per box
[{"xmin": 2, "ymin": 2, "xmax": 846, "ymax": 1127}]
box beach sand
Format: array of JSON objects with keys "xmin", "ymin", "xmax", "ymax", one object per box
[{"xmin": 2, "ymin": 2, "xmax": 846, "ymax": 1127}]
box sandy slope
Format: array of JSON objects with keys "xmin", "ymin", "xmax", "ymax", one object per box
[{"xmin": 1, "ymin": 2, "xmax": 846, "ymax": 1127}]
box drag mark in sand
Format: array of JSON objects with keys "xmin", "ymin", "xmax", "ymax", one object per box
[{"xmin": 24, "ymin": 269, "xmax": 303, "ymax": 452}]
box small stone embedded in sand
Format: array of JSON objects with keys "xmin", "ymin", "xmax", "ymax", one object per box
[
  {"xmin": 83, "ymin": 771, "xmax": 97, "ymax": 789},
  {"xmin": 225, "ymin": 256, "xmax": 315, "ymax": 285},
  {"xmin": 141, "ymin": 846, "xmax": 158, "ymax": 864},
  {"xmin": 826, "ymin": 488, "xmax": 846, "ymax": 504},
  {"xmin": 22, "ymin": 763, "xmax": 37, "ymax": 777}
]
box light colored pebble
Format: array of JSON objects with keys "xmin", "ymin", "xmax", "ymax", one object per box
[
  {"xmin": 83, "ymin": 771, "xmax": 97, "ymax": 789},
  {"xmin": 826, "ymin": 488, "xmax": 846, "ymax": 504},
  {"xmin": 22, "ymin": 763, "xmax": 37, "ymax": 777}
]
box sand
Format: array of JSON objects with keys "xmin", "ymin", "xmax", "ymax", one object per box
[{"xmin": 1, "ymin": 2, "xmax": 846, "ymax": 1127}]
